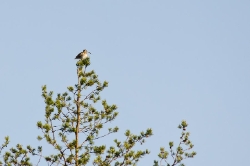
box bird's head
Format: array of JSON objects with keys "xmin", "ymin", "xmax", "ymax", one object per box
[{"xmin": 83, "ymin": 49, "xmax": 91, "ymax": 54}]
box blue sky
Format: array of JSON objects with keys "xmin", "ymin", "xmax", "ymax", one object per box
[{"xmin": 0, "ymin": 1, "xmax": 250, "ymax": 165}]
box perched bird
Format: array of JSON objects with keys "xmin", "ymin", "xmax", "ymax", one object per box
[{"xmin": 75, "ymin": 49, "xmax": 91, "ymax": 59}]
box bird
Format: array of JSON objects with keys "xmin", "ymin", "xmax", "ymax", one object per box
[{"xmin": 75, "ymin": 49, "xmax": 91, "ymax": 59}]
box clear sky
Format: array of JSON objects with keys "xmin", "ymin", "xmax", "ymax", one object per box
[{"xmin": 0, "ymin": 1, "xmax": 250, "ymax": 166}]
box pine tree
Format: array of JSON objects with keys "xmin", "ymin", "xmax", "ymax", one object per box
[{"xmin": 0, "ymin": 57, "xmax": 196, "ymax": 166}]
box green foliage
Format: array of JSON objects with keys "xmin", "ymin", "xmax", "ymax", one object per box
[
  {"xmin": 0, "ymin": 143, "xmax": 42, "ymax": 166},
  {"xmin": 154, "ymin": 120, "xmax": 197, "ymax": 166},
  {"xmin": 0, "ymin": 136, "xmax": 10, "ymax": 165},
  {"xmin": 34, "ymin": 57, "xmax": 153, "ymax": 165},
  {"xmin": 0, "ymin": 57, "xmax": 196, "ymax": 166}
]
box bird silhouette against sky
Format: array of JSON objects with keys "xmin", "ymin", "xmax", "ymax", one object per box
[{"xmin": 75, "ymin": 49, "xmax": 91, "ymax": 59}]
